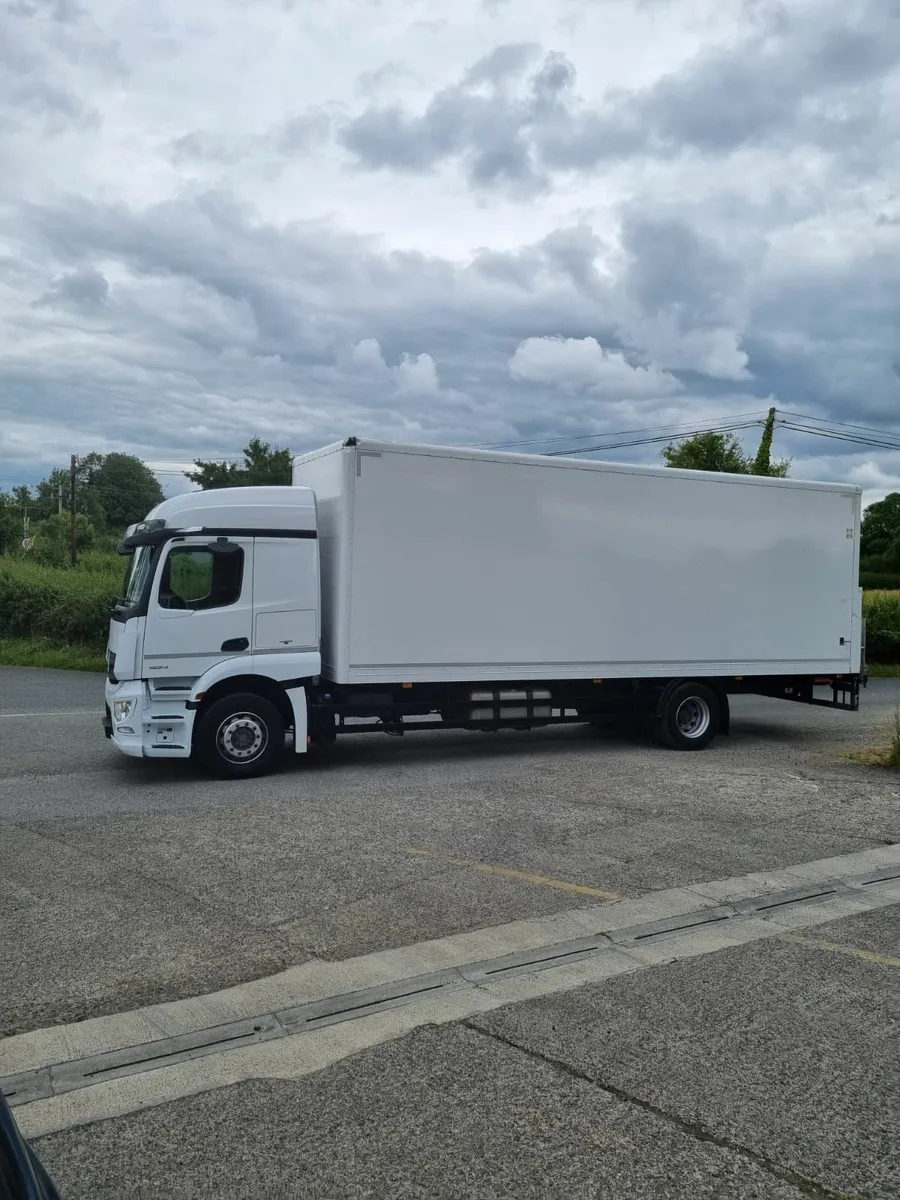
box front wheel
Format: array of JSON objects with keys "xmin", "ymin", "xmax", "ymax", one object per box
[
  {"xmin": 195, "ymin": 692, "xmax": 285, "ymax": 778},
  {"xmin": 656, "ymin": 682, "xmax": 721, "ymax": 751}
]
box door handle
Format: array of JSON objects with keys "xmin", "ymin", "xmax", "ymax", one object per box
[{"xmin": 221, "ymin": 637, "xmax": 249, "ymax": 652}]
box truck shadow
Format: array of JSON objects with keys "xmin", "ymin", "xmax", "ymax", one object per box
[
  {"xmin": 284, "ymin": 724, "xmax": 677, "ymax": 774},
  {"xmin": 110, "ymin": 714, "xmax": 833, "ymax": 785}
]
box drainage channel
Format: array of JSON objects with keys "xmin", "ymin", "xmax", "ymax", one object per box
[{"xmin": 4, "ymin": 865, "xmax": 898, "ymax": 1109}]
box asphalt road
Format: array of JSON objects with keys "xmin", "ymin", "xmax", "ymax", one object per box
[{"xmin": 1, "ymin": 665, "xmax": 898, "ymax": 1198}]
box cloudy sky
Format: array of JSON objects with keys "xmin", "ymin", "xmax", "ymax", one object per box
[{"xmin": 2, "ymin": 0, "xmax": 899, "ymax": 500}]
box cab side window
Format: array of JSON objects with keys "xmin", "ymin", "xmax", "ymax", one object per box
[{"xmin": 159, "ymin": 546, "xmax": 244, "ymax": 610}]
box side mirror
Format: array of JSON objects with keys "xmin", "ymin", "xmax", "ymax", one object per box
[{"xmin": 205, "ymin": 538, "xmax": 241, "ymax": 556}]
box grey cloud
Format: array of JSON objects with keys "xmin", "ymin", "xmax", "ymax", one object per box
[
  {"xmin": 3, "ymin": 2, "xmax": 898, "ymax": 501},
  {"xmin": 620, "ymin": 213, "xmax": 748, "ymax": 327},
  {"xmin": 341, "ymin": 98, "xmax": 466, "ymax": 173},
  {"xmin": 169, "ymin": 109, "xmax": 334, "ymax": 167},
  {"xmin": 356, "ymin": 61, "xmax": 413, "ymax": 97},
  {"xmin": 274, "ymin": 109, "xmax": 335, "ymax": 155},
  {"xmin": 0, "ymin": 0, "xmax": 122, "ymax": 136},
  {"xmin": 471, "ymin": 224, "xmax": 607, "ymax": 297},
  {"xmin": 8, "ymin": 0, "xmax": 83, "ymax": 24},
  {"xmin": 338, "ymin": 1, "xmax": 900, "ymax": 192},
  {"xmin": 540, "ymin": 225, "xmax": 606, "ymax": 297},
  {"xmin": 5, "ymin": 180, "xmax": 900, "ymax": 489},
  {"xmin": 34, "ymin": 265, "xmax": 109, "ymax": 309},
  {"xmin": 464, "ymin": 42, "xmax": 540, "ymax": 86},
  {"xmin": 3, "ymin": 190, "xmax": 634, "ymax": 471},
  {"xmin": 339, "ymin": 45, "xmax": 555, "ymax": 191},
  {"xmin": 170, "ymin": 132, "xmax": 246, "ymax": 166},
  {"xmin": 6, "ymin": 75, "xmax": 98, "ymax": 128}
]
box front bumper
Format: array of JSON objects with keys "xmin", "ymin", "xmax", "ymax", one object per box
[{"xmin": 104, "ymin": 679, "xmax": 193, "ymax": 758}]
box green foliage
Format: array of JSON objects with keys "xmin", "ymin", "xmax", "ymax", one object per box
[
  {"xmin": 750, "ymin": 407, "xmax": 776, "ymax": 476},
  {"xmin": 88, "ymin": 453, "xmax": 164, "ymax": 527},
  {"xmin": 860, "ymin": 492, "xmax": 900, "ymax": 559},
  {"xmin": 889, "ymin": 708, "xmax": 900, "ymax": 766},
  {"xmin": 32, "ymin": 465, "xmax": 105, "ymax": 528},
  {"xmin": 0, "ymin": 553, "xmax": 121, "ymax": 649},
  {"xmin": 859, "ymin": 572, "xmax": 900, "ymax": 591},
  {"xmin": 188, "ymin": 438, "xmax": 292, "ymax": 489},
  {"xmin": 846, "ymin": 702, "xmax": 900, "ymax": 767},
  {"xmin": 749, "ymin": 407, "xmax": 791, "ymax": 477},
  {"xmin": 862, "ymin": 590, "xmax": 900, "ymax": 664},
  {"xmin": 1, "ymin": 452, "xmax": 163, "ymax": 552},
  {"xmin": 662, "ymin": 420, "xmax": 789, "ymax": 477},
  {"xmin": 0, "ymin": 638, "xmax": 106, "ymax": 672},
  {"xmin": 662, "ymin": 431, "xmax": 751, "ymax": 473},
  {"xmin": 0, "ymin": 492, "xmax": 21, "ymax": 555},
  {"xmin": 29, "ymin": 513, "xmax": 96, "ymax": 567},
  {"xmin": 858, "ymin": 495, "xmax": 900, "ymax": 588}
]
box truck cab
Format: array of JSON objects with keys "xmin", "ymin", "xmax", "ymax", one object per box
[{"xmin": 105, "ymin": 487, "xmax": 320, "ymax": 775}]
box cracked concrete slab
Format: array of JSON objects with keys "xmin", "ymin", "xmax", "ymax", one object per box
[
  {"xmin": 34, "ymin": 1023, "xmax": 815, "ymax": 1200},
  {"xmin": 472, "ymin": 909, "xmax": 900, "ymax": 1200}
]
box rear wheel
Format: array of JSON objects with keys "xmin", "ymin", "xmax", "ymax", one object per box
[
  {"xmin": 656, "ymin": 682, "xmax": 721, "ymax": 751},
  {"xmin": 195, "ymin": 692, "xmax": 285, "ymax": 778}
]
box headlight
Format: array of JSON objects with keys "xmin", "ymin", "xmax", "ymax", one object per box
[{"xmin": 113, "ymin": 699, "xmax": 136, "ymax": 721}]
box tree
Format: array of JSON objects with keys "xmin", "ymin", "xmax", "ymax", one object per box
[
  {"xmin": 89, "ymin": 453, "xmax": 164, "ymax": 527},
  {"xmin": 27, "ymin": 453, "xmax": 163, "ymax": 532},
  {"xmin": 861, "ymin": 493, "xmax": 900, "ymax": 559},
  {"xmin": 34, "ymin": 465, "xmax": 105, "ymax": 527},
  {"xmin": 661, "ymin": 431, "xmax": 751, "ymax": 474},
  {"xmin": 30, "ymin": 512, "xmax": 96, "ymax": 566},
  {"xmin": 662, "ymin": 413, "xmax": 790, "ymax": 478},
  {"xmin": 0, "ymin": 492, "xmax": 21, "ymax": 555},
  {"xmin": 188, "ymin": 438, "xmax": 292, "ymax": 490}
]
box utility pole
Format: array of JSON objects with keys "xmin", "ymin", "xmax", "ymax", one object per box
[
  {"xmin": 70, "ymin": 454, "xmax": 77, "ymax": 567},
  {"xmin": 751, "ymin": 406, "xmax": 777, "ymax": 476},
  {"xmin": 58, "ymin": 480, "xmax": 63, "ymax": 515}
]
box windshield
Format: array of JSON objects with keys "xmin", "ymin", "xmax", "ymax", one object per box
[{"xmin": 123, "ymin": 545, "xmax": 155, "ymax": 607}]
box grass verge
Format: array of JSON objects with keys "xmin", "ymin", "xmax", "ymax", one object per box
[
  {"xmin": 0, "ymin": 638, "xmax": 106, "ymax": 672},
  {"xmin": 865, "ymin": 663, "xmax": 900, "ymax": 678},
  {"xmin": 845, "ymin": 705, "xmax": 900, "ymax": 769}
]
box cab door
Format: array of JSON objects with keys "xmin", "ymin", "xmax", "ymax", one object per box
[{"xmin": 141, "ymin": 536, "xmax": 254, "ymax": 681}]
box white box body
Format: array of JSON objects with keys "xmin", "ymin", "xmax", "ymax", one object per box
[{"xmin": 293, "ymin": 440, "xmax": 862, "ymax": 686}]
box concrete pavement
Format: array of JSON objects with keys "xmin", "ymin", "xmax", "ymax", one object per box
[{"xmin": 1, "ymin": 665, "xmax": 898, "ymax": 1197}]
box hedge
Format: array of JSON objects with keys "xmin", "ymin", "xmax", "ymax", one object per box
[
  {"xmin": 0, "ymin": 553, "xmax": 122, "ymax": 649},
  {"xmin": 859, "ymin": 572, "xmax": 900, "ymax": 591},
  {"xmin": 862, "ymin": 590, "xmax": 900, "ymax": 665}
]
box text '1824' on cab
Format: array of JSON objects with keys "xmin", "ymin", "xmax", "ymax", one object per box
[{"xmin": 104, "ymin": 438, "xmax": 865, "ymax": 778}]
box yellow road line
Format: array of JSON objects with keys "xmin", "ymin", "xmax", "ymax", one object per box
[
  {"xmin": 782, "ymin": 932, "xmax": 900, "ymax": 969},
  {"xmin": 406, "ymin": 847, "xmax": 620, "ymax": 900}
]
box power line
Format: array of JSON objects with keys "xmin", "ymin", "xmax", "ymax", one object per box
[
  {"xmin": 776, "ymin": 421, "xmax": 900, "ymax": 453},
  {"xmin": 480, "ymin": 410, "xmax": 772, "ymax": 451},
  {"xmin": 544, "ymin": 419, "xmax": 767, "ymax": 458},
  {"xmin": 535, "ymin": 410, "xmax": 900, "ymax": 460},
  {"xmin": 778, "ymin": 410, "xmax": 900, "ymax": 443}
]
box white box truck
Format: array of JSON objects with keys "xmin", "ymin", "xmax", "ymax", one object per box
[{"xmin": 104, "ymin": 438, "xmax": 864, "ymax": 777}]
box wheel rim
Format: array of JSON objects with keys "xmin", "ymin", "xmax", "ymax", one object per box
[
  {"xmin": 675, "ymin": 696, "xmax": 711, "ymax": 739},
  {"xmin": 216, "ymin": 712, "xmax": 268, "ymax": 763}
]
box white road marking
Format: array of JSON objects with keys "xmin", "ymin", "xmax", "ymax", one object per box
[
  {"xmin": 0, "ymin": 711, "xmax": 96, "ymax": 719},
  {"xmin": 3, "ymin": 844, "xmax": 898, "ymax": 1140}
]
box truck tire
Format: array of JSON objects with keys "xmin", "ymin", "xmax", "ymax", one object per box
[
  {"xmin": 195, "ymin": 692, "xmax": 285, "ymax": 778},
  {"xmin": 656, "ymin": 682, "xmax": 721, "ymax": 751}
]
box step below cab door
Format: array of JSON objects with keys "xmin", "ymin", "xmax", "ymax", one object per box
[{"xmin": 141, "ymin": 536, "xmax": 255, "ymax": 680}]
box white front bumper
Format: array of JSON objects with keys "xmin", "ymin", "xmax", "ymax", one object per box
[{"xmin": 104, "ymin": 679, "xmax": 194, "ymax": 759}]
